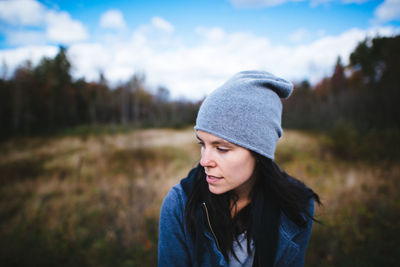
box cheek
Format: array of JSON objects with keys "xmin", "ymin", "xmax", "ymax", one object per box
[{"xmin": 225, "ymin": 155, "xmax": 255, "ymax": 181}]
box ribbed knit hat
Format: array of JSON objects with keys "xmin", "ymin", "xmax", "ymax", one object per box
[{"xmin": 194, "ymin": 70, "xmax": 293, "ymax": 160}]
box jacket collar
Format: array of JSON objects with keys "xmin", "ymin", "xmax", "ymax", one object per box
[{"xmin": 180, "ymin": 163, "xmax": 201, "ymax": 196}]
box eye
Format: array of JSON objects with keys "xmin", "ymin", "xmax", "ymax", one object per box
[
  {"xmin": 197, "ymin": 141, "xmax": 205, "ymax": 147},
  {"xmin": 217, "ymin": 146, "xmax": 229, "ymax": 152}
]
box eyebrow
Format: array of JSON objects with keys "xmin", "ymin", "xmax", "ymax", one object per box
[{"xmin": 196, "ymin": 135, "xmax": 234, "ymax": 146}]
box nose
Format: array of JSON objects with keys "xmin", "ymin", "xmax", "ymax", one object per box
[{"xmin": 200, "ymin": 148, "xmax": 216, "ymax": 168}]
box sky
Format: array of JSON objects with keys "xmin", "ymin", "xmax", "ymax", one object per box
[{"xmin": 0, "ymin": 0, "xmax": 399, "ymax": 99}]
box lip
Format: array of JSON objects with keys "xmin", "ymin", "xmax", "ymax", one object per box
[{"xmin": 206, "ymin": 175, "xmax": 223, "ymax": 184}]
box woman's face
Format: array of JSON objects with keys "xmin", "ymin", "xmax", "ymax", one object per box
[{"xmin": 196, "ymin": 130, "xmax": 256, "ymax": 198}]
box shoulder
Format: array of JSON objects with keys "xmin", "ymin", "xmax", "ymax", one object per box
[
  {"xmin": 276, "ymin": 198, "xmax": 315, "ymax": 266},
  {"xmin": 161, "ymin": 183, "xmax": 188, "ymax": 215},
  {"xmin": 160, "ymin": 164, "xmax": 200, "ymax": 219},
  {"xmin": 283, "ymin": 171, "xmax": 316, "ymax": 219},
  {"xmin": 158, "ymin": 185, "xmax": 194, "ymax": 266},
  {"xmin": 159, "ymin": 183, "xmax": 189, "ymax": 237},
  {"xmin": 306, "ymin": 196, "xmax": 315, "ymax": 218},
  {"xmin": 280, "ymin": 197, "xmax": 314, "ymax": 238}
]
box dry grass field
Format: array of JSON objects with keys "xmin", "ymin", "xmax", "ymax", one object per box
[{"xmin": 0, "ymin": 127, "xmax": 398, "ymax": 266}]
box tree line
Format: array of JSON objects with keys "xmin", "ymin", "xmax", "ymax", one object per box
[
  {"xmin": 282, "ymin": 35, "xmax": 400, "ymax": 160},
  {"xmin": 0, "ymin": 47, "xmax": 201, "ymax": 137},
  {"xmin": 1, "ymin": 35, "xmax": 399, "ymax": 155}
]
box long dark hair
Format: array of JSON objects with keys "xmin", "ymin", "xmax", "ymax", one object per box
[{"xmin": 184, "ymin": 152, "xmax": 321, "ymax": 266}]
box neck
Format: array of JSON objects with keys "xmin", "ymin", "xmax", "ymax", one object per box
[{"xmin": 231, "ymin": 195, "xmax": 251, "ymax": 217}]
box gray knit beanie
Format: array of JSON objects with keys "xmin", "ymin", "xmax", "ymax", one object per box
[{"xmin": 194, "ymin": 70, "xmax": 293, "ymax": 160}]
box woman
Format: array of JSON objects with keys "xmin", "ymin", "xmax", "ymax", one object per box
[{"xmin": 158, "ymin": 71, "xmax": 320, "ymax": 267}]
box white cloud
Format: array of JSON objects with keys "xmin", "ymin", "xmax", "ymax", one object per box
[
  {"xmin": 0, "ymin": 45, "xmax": 58, "ymax": 73},
  {"xmin": 130, "ymin": 25, "xmax": 399, "ymax": 98},
  {"xmin": 196, "ymin": 27, "xmax": 226, "ymax": 42},
  {"xmin": 105, "ymin": 25, "xmax": 398, "ymax": 99},
  {"xmin": 7, "ymin": 30, "xmax": 46, "ymax": 46},
  {"xmin": 0, "ymin": 0, "xmax": 45, "ymax": 26},
  {"xmin": 100, "ymin": 9, "xmax": 126, "ymax": 30},
  {"xmin": 289, "ymin": 28, "xmax": 311, "ymax": 43},
  {"xmin": 45, "ymin": 11, "xmax": 89, "ymax": 43},
  {"xmin": 1, "ymin": 14, "xmax": 399, "ymax": 100},
  {"xmin": 0, "ymin": 0, "xmax": 88, "ymax": 45},
  {"xmin": 151, "ymin": 17, "xmax": 175, "ymax": 33},
  {"xmin": 374, "ymin": 0, "xmax": 400, "ymax": 23},
  {"xmin": 68, "ymin": 43, "xmax": 111, "ymax": 81},
  {"xmin": 129, "ymin": 16, "xmax": 176, "ymax": 51}
]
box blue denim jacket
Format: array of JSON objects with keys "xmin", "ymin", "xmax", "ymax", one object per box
[{"xmin": 158, "ymin": 181, "xmax": 314, "ymax": 267}]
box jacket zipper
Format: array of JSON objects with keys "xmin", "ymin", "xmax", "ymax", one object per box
[{"xmin": 202, "ymin": 202, "xmax": 222, "ymax": 252}]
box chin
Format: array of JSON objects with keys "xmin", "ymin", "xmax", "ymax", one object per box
[{"xmin": 208, "ymin": 185, "xmax": 227, "ymax": 195}]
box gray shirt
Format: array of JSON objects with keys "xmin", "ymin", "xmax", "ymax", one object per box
[{"xmin": 228, "ymin": 233, "xmax": 255, "ymax": 267}]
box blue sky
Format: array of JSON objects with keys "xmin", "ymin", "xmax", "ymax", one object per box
[{"xmin": 1, "ymin": 0, "xmax": 399, "ymax": 99}]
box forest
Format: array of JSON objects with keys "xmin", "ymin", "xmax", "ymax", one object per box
[
  {"xmin": 1, "ymin": 36, "xmax": 399, "ymax": 159},
  {"xmin": 0, "ymin": 35, "xmax": 399, "ymax": 266},
  {"xmin": 283, "ymin": 35, "xmax": 400, "ymax": 161},
  {"xmin": 1, "ymin": 36, "xmax": 400, "ymax": 145},
  {"xmin": 0, "ymin": 47, "xmax": 201, "ymax": 136}
]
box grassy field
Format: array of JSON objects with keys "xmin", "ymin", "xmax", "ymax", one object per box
[{"xmin": 0, "ymin": 127, "xmax": 399, "ymax": 266}]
